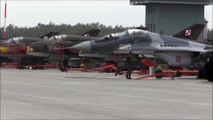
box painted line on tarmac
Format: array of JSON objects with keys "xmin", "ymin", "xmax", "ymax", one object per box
[
  {"xmin": 4, "ymin": 91, "xmax": 153, "ymax": 115},
  {"xmin": 4, "ymin": 81, "xmax": 212, "ymax": 107}
]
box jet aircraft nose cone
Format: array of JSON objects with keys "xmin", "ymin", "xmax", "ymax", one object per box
[{"xmin": 71, "ymin": 41, "xmax": 91, "ymax": 53}]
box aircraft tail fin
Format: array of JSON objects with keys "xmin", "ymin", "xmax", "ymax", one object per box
[
  {"xmin": 173, "ymin": 24, "xmax": 205, "ymax": 40},
  {"xmin": 40, "ymin": 32, "xmax": 59, "ymax": 39},
  {"xmin": 135, "ymin": 26, "xmax": 146, "ymax": 30},
  {"xmin": 82, "ymin": 29, "xmax": 101, "ymax": 37}
]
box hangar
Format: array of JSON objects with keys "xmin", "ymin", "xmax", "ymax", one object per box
[{"xmin": 130, "ymin": 0, "xmax": 211, "ymax": 39}]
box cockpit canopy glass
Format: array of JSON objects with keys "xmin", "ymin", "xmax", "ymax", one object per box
[
  {"xmin": 102, "ymin": 31, "xmax": 128, "ymax": 40},
  {"xmin": 101, "ymin": 29, "xmax": 146, "ymax": 40},
  {"xmin": 94, "ymin": 29, "xmax": 146, "ymax": 43},
  {"xmin": 49, "ymin": 35, "xmax": 67, "ymax": 42},
  {"xmin": 127, "ymin": 29, "xmax": 147, "ymax": 36}
]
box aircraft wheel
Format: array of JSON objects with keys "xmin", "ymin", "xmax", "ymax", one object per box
[
  {"xmin": 197, "ymin": 70, "xmax": 205, "ymax": 78},
  {"xmin": 59, "ymin": 66, "xmax": 65, "ymax": 72},
  {"xmin": 205, "ymin": 57, "xmax": 213, "ymax": 82},
  {"xmin": 155, "ymin": 70, "xmax": 163, "ymax": 79},
  {"xmin": 17, "ymin": 64, "xmax": 24, "ymax": 69}
]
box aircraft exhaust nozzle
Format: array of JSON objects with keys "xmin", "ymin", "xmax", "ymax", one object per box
[{"xmin": 71, "ymin": 41, "xmax": 91, "ymax": 53}]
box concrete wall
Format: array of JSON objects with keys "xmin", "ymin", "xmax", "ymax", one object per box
[
  {"xmin": 146, "ymin": 4, "xmax": 205, "ymax": 39},
  {"xmin": 130, "ymin": 0, "xmax": 209, "ymax": 5}
]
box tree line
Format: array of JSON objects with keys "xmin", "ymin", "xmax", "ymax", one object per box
[
  {"xmin": 0, "ymin": 22, "xmax": 130, "ymax": 39},
  {"xmin": 0, "ymin": 22, "xmax": 212, "ymax": 40}
]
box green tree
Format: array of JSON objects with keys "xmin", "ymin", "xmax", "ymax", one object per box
[{"xmin": 0, "ymin": 22, "xmax": 142, "ymax": 39}]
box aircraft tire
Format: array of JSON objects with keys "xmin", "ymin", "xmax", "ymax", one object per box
[
  {"xmin": 197, "ymin": 70, "xmax": 205, "ymax": 79},
  {"xmin": 205, "ymin": 57, "xmax": 213, "ymax": 82},
  {"xmin": 17, "ymin": 64, "xmax": 24, "ymax": 69},
  {"xmin": 155, "ymin": 70, "xmax": 163, "ymax": 79}
]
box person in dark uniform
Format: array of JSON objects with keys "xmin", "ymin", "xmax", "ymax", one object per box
[
  {"xmin": 63, "ymin": 58, "xmax": 69, "ymax": 72},
  {"xmin": 125, "ymin": 51, "xmax": 133, "ymax": 79}
]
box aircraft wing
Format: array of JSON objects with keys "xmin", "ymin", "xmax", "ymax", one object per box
[
  {"xmin": 54, "ymin": 47, "xmax": 80, "ymax": 54},
  {"xmin": 78, "ymin": 49, "xmax": 154, "ymax": 59},
  {"xmin": 0, "ymin": 53, "xmax": 44, "ymax": 62},
  {"xmin": 155, "ymin": 47, "xmax": 208, "ymax": 52},
  {"xmin": 79, "ymin": 53, "xmax": 108, "ymax": 59},
  {"xmin": 0, "ymin": 53, "xmax": 14, "ymax": 58},
  {"xmin": 40, "ymin": 32, "xmax": 59, "ymax": 38},
  {"xmin": 27, "ymin": 52, "xmax": 50, "ymax": 58},
  {"xmin": 112, "ymin": 49, "xmax": 155, "ymax": 58}
]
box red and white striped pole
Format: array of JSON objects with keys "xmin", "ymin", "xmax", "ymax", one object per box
[{"xmin": 3, "ymin": 0, "xmax": 7, "ymax": 40}]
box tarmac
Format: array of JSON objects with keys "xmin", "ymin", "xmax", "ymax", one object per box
[{"xmin": 1, "ymin": 68, "xmax": 212, "ymax": 119}]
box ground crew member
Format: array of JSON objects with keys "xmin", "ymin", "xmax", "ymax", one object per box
[
  {"xmin": 63, "ymin": 58, "xmax": 69, "ymax": 72},
  {"xmin": 125, "ymin": 51, "xmax": 133, "ymax": 79},
  {"xmin": 80, "ymin": 61, "xmax": 85, "ymax": 68}
]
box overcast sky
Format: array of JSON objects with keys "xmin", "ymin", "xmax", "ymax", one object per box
[{"xmin": 0, "ymin": 1, "xmax": 212, "ymax": 29}]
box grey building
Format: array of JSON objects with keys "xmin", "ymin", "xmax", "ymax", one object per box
[{"xmin": 130, "ymin": 0, "xmax": 210, "ymax": 39}]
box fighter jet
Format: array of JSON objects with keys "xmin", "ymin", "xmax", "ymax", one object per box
[
  {"xmin": 71, "ymin": 27, "xmax": 213, "ymax": 81},
  {"xmin": 71, "ymin": 24, "xmax": 207, "ymax": 58},
  {"xmin": 0, "ymin": 32, "xmax": 58, "ymax": 68},
  {"xmin": 26, "ymin": 29, "xmax": 101, "ymax": 58},
  {"xmin": 0, "ymin": 31, "xmax": 59, "ymax": 54},
  {"xmin": 29, "ymin": 24, "xmax": 204, "ymax": 57}
]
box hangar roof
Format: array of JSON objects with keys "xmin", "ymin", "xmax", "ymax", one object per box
[{"xmin": 130, "ymin": 0, "xmax": 210, "ymax": 5}]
